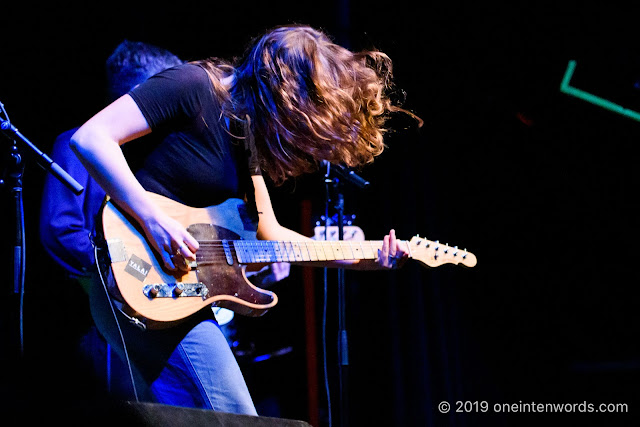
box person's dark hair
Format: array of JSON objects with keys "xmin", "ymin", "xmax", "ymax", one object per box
[
  {"xmin": 106, "ymin": 40, "xmax": 184, "ymax": 101},
  {"xmin": 199, "ymin": 25, "xmax": 421, "ymax": 185}
]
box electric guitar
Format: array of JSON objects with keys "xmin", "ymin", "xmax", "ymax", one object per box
[
  {"xmin": 100, "ymin": 192, "xmax": 477, "ymax": 328},
  {"xmin": 214, "ymin": 224, "xmax": 365, "ymax": 326}
]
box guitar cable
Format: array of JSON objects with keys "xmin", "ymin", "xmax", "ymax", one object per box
[{"xmin": 93, "ymin": 243, "xmax": 140, "ymax": 403}]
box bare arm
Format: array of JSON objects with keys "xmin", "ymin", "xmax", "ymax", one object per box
[
  {"xmin": 70, "ymin": 95, "xmax": 198, "ymax": 271},
  {"xmin": 70, "ymin": 94, "xmax": 404, "ymax": 272},
  {"xmin": 252, "ymin": 175, "xmax": 408, "ymax": 270}
]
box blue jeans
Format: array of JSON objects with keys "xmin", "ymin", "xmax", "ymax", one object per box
[{"xmin": 88, "ymin": 271, "xmax": 257, "ymax": 415}]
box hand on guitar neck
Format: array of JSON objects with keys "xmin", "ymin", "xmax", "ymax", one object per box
[
  {"xmin": 100, "ymin": 193, "xmax": 477, "ymax": 327},
  {"xmin": 329, "ymin": 228, "xmax": 408, "ymax": 271}
]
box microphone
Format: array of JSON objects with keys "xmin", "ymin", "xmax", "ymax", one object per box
[{"xmin": 322, "ymin": 161, "xmax": 370, "ymax": 189}]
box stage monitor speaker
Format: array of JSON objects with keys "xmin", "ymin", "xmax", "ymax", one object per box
[{"xmin": 120, "ymin": 401, "xmax": 313, "ymax": 427}]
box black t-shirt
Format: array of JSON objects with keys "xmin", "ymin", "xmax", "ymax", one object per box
[{"xmin": 128, "ymin": 63, "xmax": 254, "ymax": 208}]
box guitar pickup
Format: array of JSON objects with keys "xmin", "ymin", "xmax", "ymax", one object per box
[{"xmin": 143, "ymin": 283, "xmax": 208, "ymax": 299}]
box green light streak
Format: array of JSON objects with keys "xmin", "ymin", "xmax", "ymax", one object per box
[{"xmin": 560, "ymin": 60, "xmax": 640, "ymax": 122}]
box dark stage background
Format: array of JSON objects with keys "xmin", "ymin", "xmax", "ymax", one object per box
[{"xmin": 1, "ymin": 2, "xmax": 639, "ymax": 426}]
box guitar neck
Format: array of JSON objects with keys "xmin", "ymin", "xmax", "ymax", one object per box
[{"xmin": 233, "ymin": 240, "xmax": 386, "ymax": 264}]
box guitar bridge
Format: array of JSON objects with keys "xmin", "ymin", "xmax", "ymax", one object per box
[{"xmin": 143, "ymin": 283, "xmax": 208, "ymax": 299}]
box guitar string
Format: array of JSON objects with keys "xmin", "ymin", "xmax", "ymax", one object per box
[
  {"xmin": 192, "ymin": 246, "xmax": 380, "ymax": 262},
  {"xmin": 194, "ymin": 241, "xmax": 384, "ymax": 260},
  {"xmin": 183, "ymin": 241, "xmax": 394, "ymax": 267},
  {"xmin": 194, "ymin": 240, "xmax": 385, "ymax": 244}
]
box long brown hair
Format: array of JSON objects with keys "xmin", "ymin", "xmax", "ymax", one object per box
[{"xmin": 203, "ymin": 25, "xmax": 420, "ymax": 185}]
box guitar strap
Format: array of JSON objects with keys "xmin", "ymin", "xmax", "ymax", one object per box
[{"xmin": 238, "ymin": 114, "xmax": 260, "ymax": 230}]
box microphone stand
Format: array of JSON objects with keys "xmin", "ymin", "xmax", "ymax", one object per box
[
  {"xmin": 1, "ymin": 101, "xmax": 83, "ymax": 355},
  {"xmin": 1, "ymin": 102, "xmax": 84, "ymax": 195},
  {"xmin": 323, "ymin": 162, "xmax": 369, "ymax": 427},
  {"xmin": 3, "ymin": 142, "xmax": 26, "ymax": 356}
]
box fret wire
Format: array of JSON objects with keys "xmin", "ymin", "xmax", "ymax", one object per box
[
  {"xmin": 322, "ymin": 241, "xmax": 332, "ymax": 259},
  {"xmin": 261, "ymin": 241, "xmax": 269, "ymax": 262},
  {"xmin": 291, "ymin": 241, "xmax": 300, "ymax": 261},
  {"xmin": 341, "ymin": 240, "xmax": 354, "ymax": 259},
  {"xmin": 330, "ymin": 241, "xmax": 343, "ymax": 260},
  {"xmin": 254, "ymin": 240, "xmax": 262, "ymax": 262},
  {"xmin": 261, "ymin": 241, "xmax": 272, "ymax": 262},
  {"xmin": 233, "ymin": 241, "xmax": 244, "ymax": 263},
  {"xmin": 272, "ymin": 241, "xmax": 281, "ymax": 262},
  {"xmin": 291, "ymin": 241, "xmax": 298, "ymax": 262},
  {"xmin": 250, "ymin": 240, "xmax": 257, "ymax": 263},
  {"xmin": 301, "ymin": 241, "xmax": 311, "ymax": 261},
  {"xmin": 284, "ymin": 241, "xmax": 294, "ymax": 262},
  {"xmin": 251, "ymin": 241, "xmax": 257, "ymax": 263},
  {"xmin": 350, "ymin": 241, "xmax": 362, "ymax": 260},
  {"xmin": 311, "ymin": 241, "xmax": 323, "ymax": 261},
  {"xmin": 256, "ymin": 241, "xmax": 262, "ymax": 262},
  {"xmin": 306, "ymin": 241, "xmax": 318, "ymax": 261},
  {"xmin": 267, "ymin": 241, "xmax": 275, "ymax": 262},
  {"xmin": 270, "ymin": 241, "xmax": 280, "ymax": 262}
]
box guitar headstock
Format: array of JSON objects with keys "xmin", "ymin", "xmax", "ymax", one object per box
[{"xmin": 408, "ymin": 235, "xmax": 477, "ymax": 268}]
